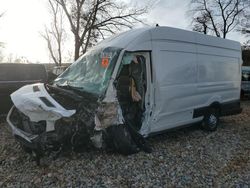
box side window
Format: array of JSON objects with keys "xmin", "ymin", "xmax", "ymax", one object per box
[
  {"xmin": 0, "ymin": 65, "xmax": 24, "ymax": 81},
  {"xmin": 29, "ymin": 66, "xmax": 47, "ymax": 81},
  {"xmin": 0, "ymin": 65, "xmax": 47, "ymax": 81},
  {"xmin": 0, "ymin": 66, "xmax": 9, "ymax": 81}
]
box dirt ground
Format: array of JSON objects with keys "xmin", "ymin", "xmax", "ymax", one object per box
[{"xmin": 0, "ymin": 101, "xmax": 249, "ymax": 187}]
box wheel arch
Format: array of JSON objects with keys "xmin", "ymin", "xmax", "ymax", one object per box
[{"xmin": 209, "ymin": 101, "xmax": 222, "ymax": 115}]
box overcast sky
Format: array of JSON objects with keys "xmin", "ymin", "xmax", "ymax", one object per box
[{"xmin": 0, "ymin": 0, "xmax": 247, "ymax": 63}]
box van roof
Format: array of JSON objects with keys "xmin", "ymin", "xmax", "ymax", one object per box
[
  {"xmin": 95, "ymin": 26, "xmax": 241, "ymax": 52},
  {"xmin": 96, "ymin": 27, "xmax": 153, "ymax": 50}
]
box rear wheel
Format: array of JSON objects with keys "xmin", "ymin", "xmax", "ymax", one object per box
[{"xmin": 201, "ymin": 108, "xmax": 219, "ymax": 131}]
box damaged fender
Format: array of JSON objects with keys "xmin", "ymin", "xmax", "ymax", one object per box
[{"xmin": 94, "ymin": 84, "xmax": 151, "ymax": 154}]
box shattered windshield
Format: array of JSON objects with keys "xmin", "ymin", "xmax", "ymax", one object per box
[{"xmin": 54, "ymin": 47, "xmax": 121, "ymax": 95}]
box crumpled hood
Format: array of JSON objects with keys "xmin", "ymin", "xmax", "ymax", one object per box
[{"xmin": 10, "ymin": 83, "xmax": 76, "ymax": 122}]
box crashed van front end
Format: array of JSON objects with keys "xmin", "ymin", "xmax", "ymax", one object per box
[
  {"xmin": 7, "ymin": 83, "xmax": 98, "ymax": 156},
  {"xmin": 7, "ymin": 47, "xmax": 150, "ymax": 163}
]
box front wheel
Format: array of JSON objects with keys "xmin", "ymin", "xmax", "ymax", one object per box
[{"xmin": 201, "ymin": 108, "xmax": 220, "ymax": 131}]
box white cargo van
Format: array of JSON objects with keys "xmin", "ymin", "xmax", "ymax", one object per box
[{"xmin": 7, "ymin": 26, "xmax": 242, "ymax": 160}]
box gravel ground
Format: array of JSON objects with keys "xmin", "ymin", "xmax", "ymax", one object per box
[{"xmin": 0, "ymin": 101, "xmax": 249, "ymax": 187}]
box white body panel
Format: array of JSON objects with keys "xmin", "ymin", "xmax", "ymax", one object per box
[
  {"xmin": 145, "ymin": 27, "xmax": 241, "ymax": 134},
  {"xmin": 97, "ymin": 26, "xmax": 241, "ymax": 135}
]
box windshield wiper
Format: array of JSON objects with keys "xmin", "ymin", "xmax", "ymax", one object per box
[{"xmin": 56, "ymin": 83, "xmax": 83, "ymax": 92}]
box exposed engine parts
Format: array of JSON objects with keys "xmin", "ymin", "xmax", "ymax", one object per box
[{"xmin": 7, "ymin": 53, "xmax": 152, "ymax": 165}]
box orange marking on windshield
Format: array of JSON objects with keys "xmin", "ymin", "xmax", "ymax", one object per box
[{"xmin": 101, "ymin": 57, "xmax": 109, "ymax": 68}]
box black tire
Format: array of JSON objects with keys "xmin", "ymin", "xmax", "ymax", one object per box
[
  {"xmin": 20, "ymin": 144, "xmax": 33, "ymax": 154},
  {"xmin": 201, "ymin": 108, "xmax": 219, "ymax": 131}
]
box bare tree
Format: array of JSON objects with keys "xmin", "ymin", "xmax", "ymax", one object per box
[
  {"xmin": 239, "ymin": 1, "xmax": 250, "ymax": 38},
  {"xmin": 53, "ymin": 0, "xmax": 148, "ymax": 60},
  {"xmin": 189, "ymin": 0, "xmax": 247, "ymax": 38},
  {"xmin": 192, "ymin": 12, "xmax": 210, "ymax": 34},
  {"xmin": 42, "ymin": 0, "xmax": 65, "ymax": 66}
]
